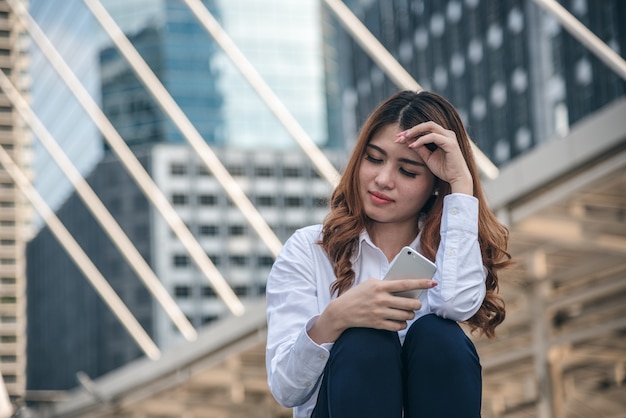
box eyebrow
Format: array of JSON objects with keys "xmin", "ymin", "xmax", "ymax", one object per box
[{"xmin": 366, "ymin": 143, "xmax": 427, "ymax": 168}]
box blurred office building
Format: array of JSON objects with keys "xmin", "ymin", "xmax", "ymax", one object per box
[
  {"xmin": 26, "ymin": 145, "xmax": 340, "ymax": 390},
  {"xmin": 331, "ymin": 0, "xmax": 626, "ymax": 165},
  {"xmin": 0, "ymin": 0, "xmax": 31, "ymax": 408},
  {"xmin": 25, "ymin": 0, "xmax": 340, "ymax": 394}
]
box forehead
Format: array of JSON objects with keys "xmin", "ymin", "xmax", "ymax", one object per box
[
  {"xmin": 367, "ymin": 124, "xmax": 425, "ymax": 163},
  {"xmin": 370, "ymin": 123, "xmax": 401, "ymax": 141}
]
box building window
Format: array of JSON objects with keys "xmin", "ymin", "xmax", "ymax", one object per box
[
  {"xmin": 257, "ymin": 195, "xmax": 276, "ymax": 207},
  {"xmin": 197, "ymin": 165, "xmax": 211, "ymax": 176},
  {"xmin": 172, "ymin": 194, "xmax": 188, "ymax": 205},
  {"xmin": 173, "ymin": 254, "xmax": 190, "ymax": 267},
  {"xmin": 229, "ymin": 255, "xmax": 247, "ymax": 266},
  {"xmin": 313, "ymin": 196, "xmax": 328, "ymax": 208},
  {"xmin": 255, "ymin": 166, "xmax": 274, "ymax": 177},
  {"xmin": 202, "ymin": 286, "xmax": 216, "ymax": 298},
  {"xmin": 202, "ymin": 315, "xmax": 218, "ymax": 325},
  {"xmin": 285, "ymin": 196, "xmax": 303, "ymax": 207},
  {"xmin": 174, "ymin": 285, "xmax": 191, "ymax": 298},
  {"xmin": 283, "ymin": 167, "xmax": 302, "ymax": 178},
  {"xmin": 198, "ymin": 194, "xmax": 217, "ymax": 206},
  {"xmin": 232, "ymin": 285, "xmax": 248, "ymax": 296},
  {"xmin": 0, "ymin": 296, "xmax": 16, "ymax": 304},
  {"xmin": 207, "ymin": 254, "xmax": 221, "ymax": 266},
  {"xmin": 199, "ymin": 225, "xmax": 219, "ymax": 236},
  {"xmin": 0, "ymin": 335, "xmax": 16, "ymax": 343},
  {"xmin": 258, "ymin": 256, "xmax": 274, "ymax": 267},
  {"xmin": 229, "ymin": 225, "xmax": 246, "ymax": 236},
  {"xmin": 170, "ymin": 163, "xmax": 187, "ymax": 175},
  {"xmin": 227, "ymin": 164, "xmax": 245, "ymax": 177}
]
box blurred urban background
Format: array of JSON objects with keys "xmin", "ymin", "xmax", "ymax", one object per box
[{"xmin": 0, "ymin": 0, "xmax": 625, "ymax": 417}]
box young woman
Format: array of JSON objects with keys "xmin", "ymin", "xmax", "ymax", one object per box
[{"xmin": 265, "ymin": 90, "xmax": 511, "ymax": 418}]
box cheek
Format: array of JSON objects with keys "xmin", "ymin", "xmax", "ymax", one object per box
[
  {"xmin": 402, "ymin": 182, "xmax": 434, "ymax": 207},
  {"xmin": 358, "ymin": 164, "xmax": 374, "ymax": 184}
]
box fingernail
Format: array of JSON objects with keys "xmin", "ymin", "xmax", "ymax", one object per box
[{"xmin": 431, "ymin": 280, "xmax": 438, "ymax": 287}]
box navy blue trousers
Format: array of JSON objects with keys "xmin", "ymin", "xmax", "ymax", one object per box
[{"xmin": 311, "ymin": 314, "xmax": 482, "ymax": 418}]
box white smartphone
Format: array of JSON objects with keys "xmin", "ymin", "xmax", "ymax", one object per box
[{"xmin": 383, "ymin": 246, "xmax": 437, "ymax": 298}]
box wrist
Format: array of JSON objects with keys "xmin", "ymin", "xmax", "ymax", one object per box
[
  {"xmin": 449, "ymin": 174, "xmax": 473, "ymax": 196},
  {"xmin": 309, "ymin": 301, "xmax": 343, "ymax": 344},
  {"xmin": 450, "ymin": 182, "xmax": 473, "ymax": 195}
]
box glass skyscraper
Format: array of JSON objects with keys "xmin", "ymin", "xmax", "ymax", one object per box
[
  {"xmin": 332, "ymin": 0, "xmax": 626, "ymax": 166},
  {"xmin": 99, "ymin": 0, "xmax": 330, "ymax": 150}
]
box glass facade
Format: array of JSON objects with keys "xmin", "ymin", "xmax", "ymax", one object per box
[
  {"xmin": 333, "ymin": 0, "xmax": 626, "ymax": 166},
  {"xmin": 98, "ymin": 0, "xmax": 329, "ymax": 150},
  {"xmin": 29, "ymin": 0, "xmax": 103, "ymax": 212},
  {"xmin": 213, "ymin": 0, "xmax": 328, "ymax": 149}
]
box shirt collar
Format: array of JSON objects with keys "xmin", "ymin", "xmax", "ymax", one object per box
[{"xmin": 352, "ymin": 229, "xmax": 422, "ymax": 264}]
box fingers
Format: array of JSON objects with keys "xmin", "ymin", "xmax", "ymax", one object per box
[
  {"xmin": 396, "ymin": 121, "xmax": 450, "ymax": 140},
  {"xmin": 395, "ymin": 121, "xmax": 456, "ymax": 150},
  {"xmin": 383, "ymin": 278, "xmax": 438, "ymax": 294},
  {"xmin": 341, "ymin": 279, "xmax": 436, "ymax": 331}
]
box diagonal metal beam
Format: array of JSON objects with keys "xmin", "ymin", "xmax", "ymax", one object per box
[
  {"xmin": 181, "ymin": 0, "xmax": 340, "ymax": 187},
  {"xmin": 83, "ymin": 0, "xmax": 285, "ymax": 257},
  {"xmin": 532, "ymin": 0, "xmax": 626, "ymax": 82},
  {"xmin": 7, "ymin": 0, "xmax": 244, "ymax": 316},
  {"xmin": 0, "ymin": 373, "xmax": 11, "ymax": 418},
  {"xmin": 0, "ymin": 70, "xmax": 197, "ymax": 342},
  {"xmin": 322, "ymin": 0, "xmax": 500, "ymax": 180},
  {"xmin": 0, "ymin": 145, "xmax": 160, "ymax": 360}
]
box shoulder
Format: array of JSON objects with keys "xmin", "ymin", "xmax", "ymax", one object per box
[
  {"xmin": 270, "ymin": 225, "xmax": 327, "ymax": 279},
  {"xmin": 278, "ymin": 224, "xmax": 324, "ymax": 257},
  {"xmin": 291, "ymin": 224, "xmax": 323, "ymax": 242}
]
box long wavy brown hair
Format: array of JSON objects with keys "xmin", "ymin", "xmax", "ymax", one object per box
[{"xmin": 320, "ymin": 90, "xmax": 511, "ymax": 338}]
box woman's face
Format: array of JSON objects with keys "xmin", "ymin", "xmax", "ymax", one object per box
[{"xmin": 358, "ymin": 123, "xmax": 437, "ymax": 229}]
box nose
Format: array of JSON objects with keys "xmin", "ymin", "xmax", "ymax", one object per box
[{"xmin": 374, "ymin": 164, "xmax": 395, "ymax": 189}]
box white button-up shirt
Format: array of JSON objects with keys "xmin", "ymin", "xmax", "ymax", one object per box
[{"xmin": 266, "ymin": 194, "xmax": 486, "ymax": 417}]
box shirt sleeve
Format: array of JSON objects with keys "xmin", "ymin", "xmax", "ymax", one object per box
[
  {"xmin": 427, "ymin": 193, "xmax": 487, "ymax": 321},
  {"xmin": 265, "ymin": 229, "xmax": 332, "ymax": 408}
]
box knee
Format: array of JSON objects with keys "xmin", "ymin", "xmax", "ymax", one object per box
[
  {"xmin": 405, "ymin": 314, "xmax": 478, "ymax": 364},
  {"xmin": 332, "ymin": 328, "xmax": 400, "ymax": 364}
]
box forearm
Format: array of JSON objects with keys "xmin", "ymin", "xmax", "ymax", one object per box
[
  {"xmin": 428, "ymin": 194, "xmax": 486, "ymax": 320},
  {"xmin": 307, "ymin": 299, "xmax": 346, "ymax": 344}
]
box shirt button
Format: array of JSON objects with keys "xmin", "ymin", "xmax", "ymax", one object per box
[
  {"xmin": 305, "ymin": 382, "xmax": 312, "ymax": 387},
  {"xmin": 450, "ymin": 207, "xmax": 459, "ymax": 215},
  {"xmin": 446, "ymin": 249, "xmax": 456, "ymax": 257},
  {"xmin": 319, "ymin": 354, "xmax": 326, "ymax": 359}
]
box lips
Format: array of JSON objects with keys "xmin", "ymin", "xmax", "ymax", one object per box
[{"xmin": 369, "ymin": 191, "xmax": 394, "ymax": 204}]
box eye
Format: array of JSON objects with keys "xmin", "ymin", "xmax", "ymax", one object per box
[
  {"xmin": 399, "ymin": 167, "xmax": 417, "ymax": 178},
  {"xmin": 364, "ymin": 154, "xmax": 383, "ymax": 164}
]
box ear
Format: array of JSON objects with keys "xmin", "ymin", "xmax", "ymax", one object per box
[{"xmin": 431, "ymin": 178, "xmax": 441, "ymax": 196}]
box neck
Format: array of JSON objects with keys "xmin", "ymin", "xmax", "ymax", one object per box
[{"xmin": 368, "ymin": 221, "xmax": 419, "ymax": 262}]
